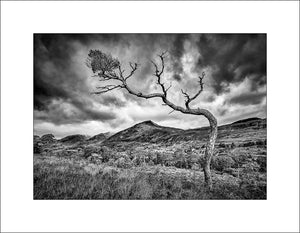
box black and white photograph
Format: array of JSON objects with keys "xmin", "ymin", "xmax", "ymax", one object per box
[
  {"xmin": 1, "ymin": 1, "xmax": 299, "ymax": 232},
  {"xmin": 34, "ymin": 33, "xmax": 267, "ymax": 200}
]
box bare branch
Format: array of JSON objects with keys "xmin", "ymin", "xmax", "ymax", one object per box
[
  {"xmin": 168, "ymin": 109, "xmax": 175, "ymax": 115},
  {"xmin": 181, "ymin": 89, "xmax": 190, "ymax": 100},
  {"xmin": 189, "ymin": 72, "xmax": 205, "ymax": 100},
  {"xmin": 97, "ymin": 71, "xmax": 121, "ymax": 81},
  {"xmin": 150, "ymin": 60, "xmax": 159, "ymax": 75},
  {"xmin": 166, "ymin": 82, "xmax": 172, "ymax": 92},
  {"xmin": 125, "ymin": 62, "xmax": 138, "ymax": 81},
  {"xmin": 97, "ymin": 78, "xmax": 111, "ymax": 82},
  {"xmin": 158, "ymin": 51, "xmax": 167, "ymax": 76},
  {"xmin": 181, "ymin": 72, "xmax": 206, "ymax": 109},
  {"xmin": 92, "ymin": 84, "xmax": 124, "ymax": 94},
  {"xmin": 150, "ymin": 52, "xmax": 171, "ymax": 96},
  {"xmin": 181, "ymin": 89, "xmax": 191, "ymax": 109},
  {"xmin": 118, "ymin": 66, "xmax": 125, "ymax": 79}
]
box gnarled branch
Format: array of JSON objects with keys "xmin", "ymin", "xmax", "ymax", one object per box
[{"xmin": 181, "ymin": 72, "xmax": 205, "ymax": 109}]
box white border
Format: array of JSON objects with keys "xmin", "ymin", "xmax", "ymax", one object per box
[{"xmin": 1, "ymin": 1, "xmax": 299, "ymax": 232}]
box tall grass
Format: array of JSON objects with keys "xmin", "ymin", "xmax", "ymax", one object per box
[{"xmin": 34, "ymin": 156, "xmax": 266, "ymax": 200}]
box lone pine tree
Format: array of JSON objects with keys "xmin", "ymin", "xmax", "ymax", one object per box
[{"xmin": 86, "ymin": 50, "xmax": 218, "ymax": 189}]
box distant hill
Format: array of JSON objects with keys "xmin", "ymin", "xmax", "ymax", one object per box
[
  {"xmin": 104, "ymin": 118, "xmax": 266, "ymax": 145},
  {"xmin": 35, "ymin": 117, "xmax": 266, "ymax": 146},
  {"xmin": 104, "ymin": 120, "xmax": 183, "ymax": 143},
  {"xmin": 59, "ymin": 134, "xmax": 88, "ymax": 144},
  {"xmin": 232, "ymin": 117, "xmax": 262, "ymax": 124},
  {"xmin": 229, "ymin": 117, "xmax": 266, "ymax": 129}
]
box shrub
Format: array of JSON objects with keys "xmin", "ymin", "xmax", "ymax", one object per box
[
  {"xmin": 255, "ymin": 156, "xmax": 266, "ymax": 172},
  {"xmin": 107, "ymin": 158, "xmax": 115, "ymax": 166},
  {"xmin": 231, "ymin": 153, "xmax": 249, "ymax": 168},
  {"xmin": 115, "ymin": 157, "xmax": 126, "ymax": 168},
  {"xmin": 242, "ymin": 163, "xmax": 260, "ymax": 173},
  {"xmin": 148, "ymin": 160, "xmax": 155, "ymax": 166},
  {"xmin": 83, "ymin": 145, "xmax": 114, "ymax": 162},
  {"xmin": 34, "ymin": 142, "xmax": 43, "ymax": 154},
  {"xmin": 211, "ymin": 156, "xmax": 235, "ymax": 172},
  {"xmin": 56, "ymin": 150, "xmax": 75, "ymax": 157},
  {"xmin": 131, "ymin": 154, "xmax": 147, "ymax": 166},
  {"xmin": 88, "ymin": 153, "xmax": 103, "ymax": 163},
  {"xmin": 100, "ymin": 146, "xmax": 114, "ymax": 162},
  {"xmin": 191, "ymin": 163, "xmax": 200, "ymax": 170},
  {"xmin": 83, "ymin": 145, "xmax": 101, "ymax": 159},
  {"xmin": 238, "ymin": 173, "xmax": 266, "ymax": 199},
  {"xmin": 115, "ymin": 157, "xmax": 133, "ymax": 169}
]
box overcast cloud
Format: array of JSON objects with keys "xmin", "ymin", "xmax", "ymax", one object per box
[{"xmin": 34, "ymin": 34, "xmax": 266, "ymax": 138}]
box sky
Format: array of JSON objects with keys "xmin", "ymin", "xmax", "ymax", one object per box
[{"xmin": 34, "ymin": 34, "xmax": 266, "ymax": 138}]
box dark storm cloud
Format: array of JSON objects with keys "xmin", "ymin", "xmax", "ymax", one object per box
[
  {"xmin": 172, "ymin": 74, "xmax": 182, "ymax": 81},
  {"xmin": 34, "ymin": 98, "xmax": 115, "ymax": 125},
  {"xmin": 34, "ymin": 35, "xmax": 70, "ymax": 110},
  {"xmin": 34, "ymin": 34, "xmax": 118, "ymax": 124},
  {"xmin": 65, "ymin": 34, "xmax": 124, "ymax": 45},
  {"xmin": 168, "ymin": 34, "xmax": 189, "ymax": 81},
  {"xmin": 121, "ymin": 34, "xmax": 177, "ymax": 81},
  {"xmin": 195, "ymin": 34, "xmax": 266, "ymax": 94},
  {"xmin": 104, "ymin": 34, "xmax": 190, "ymax": 83},
  {"xmin": 227, "ymin": 92, "xmax": 266, "ymax": 106}
]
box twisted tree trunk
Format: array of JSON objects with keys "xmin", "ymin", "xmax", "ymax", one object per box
[{"xmin": 202, "ymin": 114, "xmax": 218, "ymax": 190}]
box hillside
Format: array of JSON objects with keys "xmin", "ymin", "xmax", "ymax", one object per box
[
  {"xmin": 103, "ymin": 118, "xmax": 266, "ymax": 145},
  {"xmin": 88, "ymin": 132, "xmax": 111, "ymax": 142},
  {"xmin": 104, "ymin": 120, "xmax": 184, "ymax": 143},
  {"xmin": 59, "ymin": 134, "xmax": 88, "ymax": 144},
  {"xmin": 35, "ymin": 117, "xmax": 266, "ymax": 147}
]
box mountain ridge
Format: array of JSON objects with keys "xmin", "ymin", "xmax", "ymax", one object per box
[
  {"xmin": 103, "ymin": 117, "xmax": 266, "ymax": 144},
  {"xmin": 36, "ymin": 117, "xmax": 266, "ymax": 144}
]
